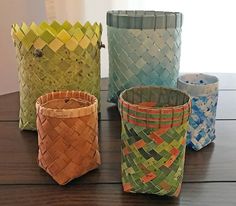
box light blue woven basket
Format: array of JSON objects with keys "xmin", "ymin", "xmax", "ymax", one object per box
[
  {"xmin": 107, "ymin": 11, "xmax": 183, "ymax": 103},
  {"xmin": 177, "ymin": 73, "xmax": 219, "ymax": 151}
]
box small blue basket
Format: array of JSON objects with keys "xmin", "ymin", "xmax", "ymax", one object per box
[{"xmin": 177, "ymin": 73, "xmax": 219, "ymax": 151}]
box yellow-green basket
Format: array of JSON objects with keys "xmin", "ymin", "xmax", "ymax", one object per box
[{"xmin": 11, "ymin": 21, "xmax": 102, "ymax": 130}]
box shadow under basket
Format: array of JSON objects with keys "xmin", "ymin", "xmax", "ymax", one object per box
[
  {"xmin": 118, "ymin": 86, "xmax": 191, "ymax": 197},
  {"xmin": 36, "ymin": 91, "xmax": 101, "ymax": 185}
]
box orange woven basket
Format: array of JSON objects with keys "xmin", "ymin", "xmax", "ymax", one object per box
[{"xmin": 36, "ymin": 91, "xmax": 101, "ymax": 185}]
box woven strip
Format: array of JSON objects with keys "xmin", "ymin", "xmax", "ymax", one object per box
[
  {"xmin": 119, "ymin": 86, "xmax": 191, "ymax": 197},
  {"xmin": 177, "ymin": 73, "xmax": 219, "ymax": 151},
  {"xmin": 107, "ymin": 14, "xmax": 182, "ymax": 103},
  {"xmin": 107, "ymin": 11, "xmax": 183, "ymax": 29},
  {"xmin": 36, "ymin": 91, "xmax": 101, "ymax": 185},
  {"xmin": 11, "ymin": 21, "xmax": 102, "ymax": 130}
]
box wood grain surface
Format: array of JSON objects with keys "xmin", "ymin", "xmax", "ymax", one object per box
[
  {"xmin": 0, "ymin": 76, "xmax": 235, "ymax": 205},
  {"xmin": 0, "ymin": 183, "xmax": 236, "ymax": 206}
]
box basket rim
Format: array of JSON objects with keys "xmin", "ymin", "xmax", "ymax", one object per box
[
  {"xmin": 118, "ymin": 86, "xmax": 191, "ymax": 129},
  {"xmin": 11, "ymin": 21, "xmax": 102, "ymax": 35},
  {"xmin": 36, "ymin": 90, "xmax": 97, "ymax": 118},
  {"xmin": 119, "ymin": 85, "xmax": 191, "ymax": 110},
  {"xmin": 178, "ymin": 73, "xmax": 218, "ymax": 87},
  {"xmin": 177, "ymin": 73, "xmax": 219, "ymax": 96},
  {"xmin": 107, "ymin": 10, "xmax": 183, "ymax": 29}
]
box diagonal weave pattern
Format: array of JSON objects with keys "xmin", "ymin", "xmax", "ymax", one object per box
[
  {"xmin": 119, "ymin": 86, "xmax": 191, "ymax": 197},
  {"xmin": 177, "ymin": 74, "xmax": 219, "ymax": 151},
  {"xmin": 107, "ymin": 27, "xmax": 181, "ymax": 103},
  {"xmin": 187, "ymin": 94, "xmax": 218, "ymax": 150},
  {"xmin": 11, "ymin": 21, "xmax": 102, "ymax": 130},
  {"xmin": 107, "ymin": 11, "xmax": 182, "ymax": 103},
  {"xmin": 121, "ymin": 122, "xmax": 188, "ymax": 196},
  {"xmin": 36, "ymin": 91, "xmax": 101, "ymax": 185}
]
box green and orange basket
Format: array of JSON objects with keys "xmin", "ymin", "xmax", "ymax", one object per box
[{"xmin": 119, "ymin": 86, "xmax": 191, "ymax": 197}]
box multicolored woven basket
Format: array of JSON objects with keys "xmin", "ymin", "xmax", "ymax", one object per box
[
  {"xmin": 36, "ymin": 91, "xmax": 101, "ymax": 185},
  {"xmin": 107, "ymin": 11, "xmax": 183, "ymax": 103},
  {"xmin": 11, "ymin": 21, "xmax": 102, "ymax": 130},
  {"xmin": 118, "ymin": 86, "xmax": 191, "ymax": 197},
  {"xmin": 177, "ymin": 73, "xmax": 219, "ymax": 151}
]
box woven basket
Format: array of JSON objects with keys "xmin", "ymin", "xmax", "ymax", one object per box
[
  {"xmin": 177, "ymin": 73, "xmax": 219, "ymax": 151},
  {"xmin": 118, "ymin": 86, "xmax": 191, "ymax": 197},
  {"xmin": 11, "ymin": 21, "xmax": 102, "ymax": 130},
  {"xmin": 107, "ymin": 11, "xmax": 183, "ymax": 103},
  {"xmin": 36, "ymin": 91, "xmax": 101, "ymax": 185}
]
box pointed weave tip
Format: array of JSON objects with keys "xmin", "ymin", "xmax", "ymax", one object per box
[{"xmin": 11, "ymin": 20, "xmax": 102, "ymax": 130}]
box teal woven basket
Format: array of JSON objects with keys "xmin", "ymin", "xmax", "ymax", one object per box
[{"xmin": 107, "ymin": 11, "xmax": 183, "ymax": 103}]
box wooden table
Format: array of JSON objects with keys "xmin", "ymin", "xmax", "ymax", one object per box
[{"xmin": 0, "ymin": 74, "xmax": 236, "ymax": 205}]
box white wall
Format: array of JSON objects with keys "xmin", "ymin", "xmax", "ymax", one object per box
[
  {"xmin": 0, "ymin": 0, "xmax": 46, "ymax": 95},
  {"xmin": 127, "ymin": 0, "xmax": 236, "ymax": 74},
  {"xmin": 49, "ymin": 0, "xmax": 236, "ymax": 77}
]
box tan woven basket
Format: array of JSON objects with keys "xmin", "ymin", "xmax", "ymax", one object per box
[{"xmin": 36, "ymin": 91, "xmax": 101, "ymax": 185}]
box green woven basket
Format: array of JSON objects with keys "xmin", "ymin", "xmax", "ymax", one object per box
[
  {"xmin": 118, "ymin": 86, "xmax": 191, "ymax": 197},
  {"xmin": 11, "ymin": 21, "xmax": 102, "ymax": 130}
]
